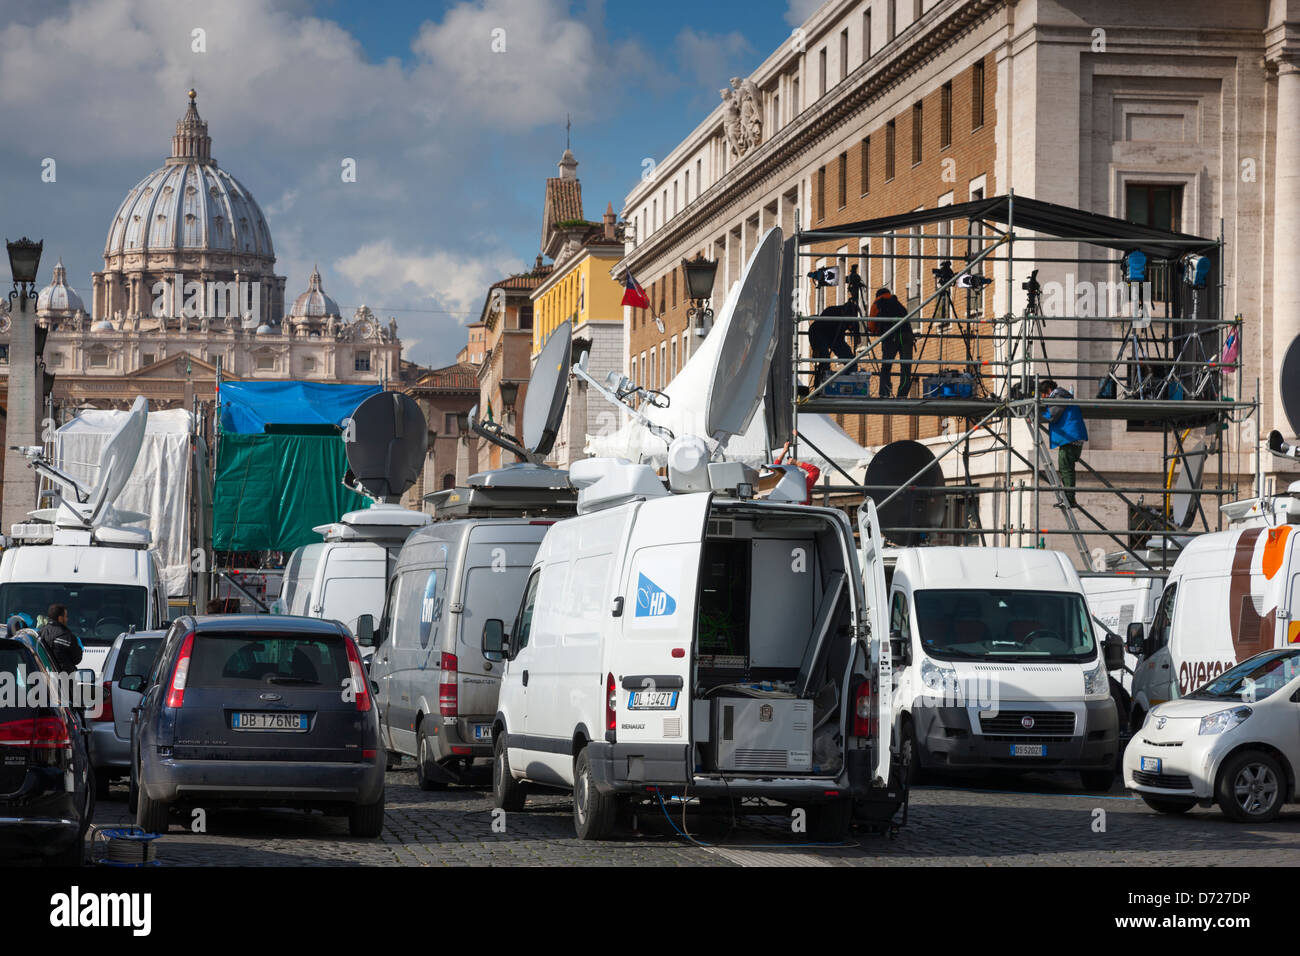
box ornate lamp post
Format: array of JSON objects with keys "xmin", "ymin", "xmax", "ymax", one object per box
[
  {"xmin": 681, "ymin": 252, "xmax": 718, "ymax": 337},
  {"xmin": 3, "ymin": 237, "xmax": 44, "ymax": 536}
]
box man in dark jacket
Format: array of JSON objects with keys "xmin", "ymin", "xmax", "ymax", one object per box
[
  {"xmin": 870, "ymin": 288, "xmax": 915, "ymax": 397},
  {"xmin": 37, "ymin": 604, "xmax": 83, "ymax": 674}
]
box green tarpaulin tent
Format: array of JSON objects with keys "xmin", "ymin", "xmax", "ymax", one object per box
[{"xmin": 213, "ymin": 432, "xmax": 368, "ymax": 551}]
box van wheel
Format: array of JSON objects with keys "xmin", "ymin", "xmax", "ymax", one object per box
[
  {"xmin": 807, "ymin": 798, "xmax": 854, "ymax": 841},
  {"xmin": 1081, "ymin": 770, "xmax": 1116, "ymax": 792},
  {"xmin": 493, "ymin": 734, "xmax": 527, "ymax": 812},
  {"xmin": 1216, "ymin": 750, "xmax": 1286, "ymax": 823},
  {"xmin": 348, "ymin": 792, "xmax": 385, "ymax": 838},
  {"xmin": 1140, "ymin": 794, "xmax": 1196, "ymax": 814},
  {"xmin": 136, "ymin": 790, "xmax": 170, "ymax": 834},
  {"xmin": 416, "ymin": 723, "xmax": 449, "ymax": 791},
  {"xmin": 572, "ymin": 748, "xmax": 619, "ymax": 841}
]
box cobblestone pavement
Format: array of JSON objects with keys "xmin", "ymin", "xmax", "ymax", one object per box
[{"xmin": 89, "ymin": 762, "xmax": 1300, "ymax": 866}]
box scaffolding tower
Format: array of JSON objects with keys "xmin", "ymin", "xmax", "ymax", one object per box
[{"xmin": 776, "ymin": 193, "xmax": 1256, "ymax": 575}]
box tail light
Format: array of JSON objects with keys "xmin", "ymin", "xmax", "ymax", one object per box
[
  {"xmin": 606, "ymin": 672, "xmax": 616, "ymax": 732},
  {"xmin": 0, "ymin": 716, "xmax": 71, "ymax": 749},
  {"xmin": 343, "ymin": 637, "xmax": 372, "ymax": 712},
  {"xmin": 165, "ymin": 631, "xmax": 195, "ymax": 709},
  {"xmin": 438, "ymin": 652, "xmax": 458, "ymax": 717},
  {"xmin": 853, "ymin": 679, "xmax": 874, "ymax": 737},
  {"xmin": 92, "ymin": 680, "xmax": 114, "ymax": 723}
]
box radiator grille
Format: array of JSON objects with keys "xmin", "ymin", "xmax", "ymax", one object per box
[
  {"xmin": 733, "ymin": 749, "xmax": 789, "ymax": 770},
  {"xmin": 979, "ymin": 710, "xmax": 1075, "ymax": 735}
]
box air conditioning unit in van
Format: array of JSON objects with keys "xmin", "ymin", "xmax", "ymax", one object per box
[{"xmin": 714, "ymin": 698, "xmax": 813, "ymax": 772}]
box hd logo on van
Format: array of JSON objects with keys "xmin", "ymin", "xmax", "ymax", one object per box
[
  {"xmin": 636, "ymin": 573, "xmax": 677, "ymax": 618},
  {"xmin": 419, "ymin": 569, "xmax": 441, "ymax": 646}
]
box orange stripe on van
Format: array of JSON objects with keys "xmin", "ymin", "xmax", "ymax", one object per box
[{"xmin": 1263, "ymin": 526, "xmax": 1291, "ymax": 579}]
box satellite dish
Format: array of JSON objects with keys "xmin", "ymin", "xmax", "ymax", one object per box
[
  {"xmin": 344, "ymin": 391, "xmax": 429, "ymax": 503},
  {"xmin": 520, "ymin": 320, "xmax": 572, "ymax": 457},
  {"xmin": 87, "ymin": 396, "xmax": 149, "ymax": 527},
  {"xmin": 704, "ymin": 226, "xmax": 783, "ymax": 447},
  {"xmin": 1169, "ymin": 440, "xmax": 1207, "ymax": 528},
  {"xmin": 863, "ymin": 440, "xmax": 946, "ymax": 546},
  {"xmin": 1281, "ymin": 335, "xmax": 1300, "ymax": 437}
]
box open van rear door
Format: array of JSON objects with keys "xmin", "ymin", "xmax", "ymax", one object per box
[
  {"xmin": 857, "ymin": 499, "xmax": 891, "ymax": 785},
  {"xmin": 613, "ymin": 493, "xmax": 711, "ymax": 750}
]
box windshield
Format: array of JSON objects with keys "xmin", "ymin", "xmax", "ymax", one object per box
[
  {"xmin": 0, "ymin": 582, "xmax": 149, "ymax": 646},
  {"xmin": 1187, "ymin": 649, "xmax": 1300, "ymax": 702},
  {"xmin": 913, "ymin": 588, "xmax": 1097, "ymax": 662}
]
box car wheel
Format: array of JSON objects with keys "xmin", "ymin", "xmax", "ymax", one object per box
[
  {"xmin": 1140, "ymin": 794, "xmax": 1196, "ymax": 814},
  {"xmin": 45, "ymin": 834, "xmax": 84, "ymax": 867},
  {"xmin": 348, "ymin": 792, "xmax": 385, "ymax": 838},
  {"xmin": 1081, "ymin": 770, "xmax": 1116, "ymax": 792},
  {"xmin": 806, "ymin": 798, "xmax": 854, "ymax": 841},
  {"xmin": 1217, "ymin": 750, "xmax": 1286, "ymax": 823},
  {"xmin": 572, "ymin": 748, "xmax": 618, "ymax": 841},
  {"xmin": 899, "ymin": 717, "xmax": 925, "ymax": 785},
  {"xmin": 493, "ymin": 733, "xmax": 527, "ymax": 812},
  {"xmin": 136, "ymin": 789, "xmax": 170, "ymax": 834},
  {"xmin": 416, "ymin": 722, "xmax": 451, "ymax": 791}
]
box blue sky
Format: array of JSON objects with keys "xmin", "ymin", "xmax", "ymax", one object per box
[{"xmin": 0, "ymin": 0, "xmax": 814, "ymax": 368}]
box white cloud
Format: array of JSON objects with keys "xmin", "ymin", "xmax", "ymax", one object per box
[
  {"xmin": 674, "ymin": 28, "xmax": 754, "ymax": 94},
  {"xmin": 785, "ymin": 0, "xmax": 824, "ymax": 28}
]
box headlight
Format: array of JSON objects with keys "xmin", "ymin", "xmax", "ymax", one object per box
[
  {"xmin": 920, "ymin": 657, "xmax": 959, "ymax": 697},
  {"xmin": 1083, "ymin": 662, "xmax": 1108, "ymax": 697},
  {"xmin": 1198, "ymin": 706, "xmax": 1252, "ymax": 736}
]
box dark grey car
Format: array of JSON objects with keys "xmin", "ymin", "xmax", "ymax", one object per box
[
  {"xmin": 129, "ymin": 615, "xmax": 385, "ymax": 837},
  {"xmin": 86, "ymin": 630, "xmax": 164, "ymax": 798}
]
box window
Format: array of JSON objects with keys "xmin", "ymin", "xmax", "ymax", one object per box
[
  {"xmin": 140, "ymin": 352, "xmax": 154, "ymax": 366},
  {"xmin": 650, "ymin": 348, "xmax": 657, "ymax": 391},
  {"xmin": 673, "ymin": 180, "xmax": 679, "ymax": 216},
  {"xmin": 912, "ymin": 589, "xmax": 1097, "ymax": 662},
  {"xmin": 885, "ymin": 120, "xmax": 896, "ymax": 180},
  {"xmin": 912, "ymin": 101, "xmax": 923, "ymax": 165},
  {"xmin": 940, "ymin": 81, "xmax": 952, "ymax": 149},
  {"xmin": 860, "ymin": 136, "xmax": 870, "ymax": 194},
  {"xmin": 87, "ymin": 348, "xmax": 109, "ymax": 369},
  {"xmin": 772, "ymin": 92, "xmax": 780, "ymax": 130},
  {"xmin": 303, "ymin": 356, "xmax": 316, "ymax": 372},
  {"xmin": 890, "ymin": 590, "xmax": 910, "ymax": 643},
  {"xmin": 670, "ymin": 337, "xmax": 677, "ymax": 379},
  {"xmin": 354, "ymin": 350, "xmax": 371, "ymax": 372},
  {"xmin": 837, "ymin": 151, "xmax": 848, "ymax": 208},
  {"xmin": 684, "ymin": 169, "xmax": 690, "ymax": 203},
  {"xmin": 519, "ymin": 303, "xmax": 534, "ymax": 329},
  {"xmin": 652, "ymin": 198, "xmax": 657, "ymax": 232},
  {"xmin": 671, "ymin": 270, "xmax": 677, "ymax": 308},
  {"xmin": 696, "ymin": 158, "xmax": 703, "ymax": 194},
  {"xmin": 792, "ymin": 77, "xmax": 800, "ymax": 115},
  {"xmin": 887, "ymin": 0, "xmax": 897, "ymax": 40},
  {"xmin": 512, "ymin": 570, "xmax": 540, "ymax": 652},
  {"xmin": 444, "ymin": 413, "xmax": 458, "ymax": 433},
  {"xmin": 1149, "ymin": 581, "xmax": 1177, "ymax": 651},
  {"xmin": 816, "ymin": 165, "xmax": 826, "ymax": 221},
  {"xmin": 972, "ymin": 60, "xmax": 985, "ymax": 130},
  {"xmin": 1125, "ymin": 184, "xmax": 1183, "ymax": 231},
  {"xmin": 49, "ymin": 351, "xmax": 63, "ymax": 367},
  {"xmin": 819, "ymin": 47, "xmax": 827, "ymax": 96},
  {"xmin": 863, "ymin": 8, "xmax": 872, "ymax": 59},
  {"xmin": 840, "ymin": 29, "xmax": 849, "ymax": 81},
  {"xmin": 255, "ymin": 351, "xmax": 275, "ymax": 370},
  {"xmin": 441, "ymin": 473, "xmax": 455, "ymax": 490}
]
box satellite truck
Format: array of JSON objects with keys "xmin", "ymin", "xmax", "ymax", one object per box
[
  {"xmin": 0, "ymin": 395, "xmax": 169, "ymax": 678},
  {"xmin": 486, "ymin": 227, "xmax": 905, "ymax": 840},
  {"xmin": 362, "ymin": 320, "xmax": 578, "ymax": 788}
]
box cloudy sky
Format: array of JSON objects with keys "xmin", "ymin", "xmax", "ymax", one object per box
[{"xmin": 0, "ymin": 0, "xmax": 813, "ymax": 368}]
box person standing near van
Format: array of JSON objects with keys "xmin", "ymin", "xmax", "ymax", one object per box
[
  {"xmin": 870, "ymin": 288, "xmax": 914, "ymax": 398},
  {"xmin": 37, "ymin": 604, "xmax": 83, "ymax": 676},
  {"xmin": 1039, "ymin": 378, "xmax": 1088, "ymax": 507}
]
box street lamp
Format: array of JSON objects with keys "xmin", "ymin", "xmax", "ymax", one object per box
[
  {"xmin": 499, "ymin": 380, "xmax": 519, "ymax": 410},
  {"xmin": 455, "ymin": 410, "xmax": 470, "ymax": 436},
  {"xmin": 6, "ymin": 237, "xmax": 42, "ymax": 309},
  {"xmin": 681, "ymin": 252, "xmax": 718, "ymax": 337}
]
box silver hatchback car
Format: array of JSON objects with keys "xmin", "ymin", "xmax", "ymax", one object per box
[{"xmin": 85, "ymin": 630, "xmax": 165, "ymax": 799}]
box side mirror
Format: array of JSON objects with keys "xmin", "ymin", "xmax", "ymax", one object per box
[
  {"xmin": 1103, "ymin": 634, "xmax": 1125, "ymax": 671},
  {"xmin": 889, "ymin": 626, "xmax": 911, "ymax": 667},
  {"xmin": 1125, "ymin": 621, "xmax": 1145, "ymax": 657},
  {"xmin": 74, "ymin": 668, "xmax": 96, "ymax": 710},
  {"xmin": 119, "ymin": 674, "xmax": 146, "ymax": 693},
  {"xmin": 355, "ymin": 614, "xmax": 375, "ymax": 647},
  {"xmin": 482, "ymin": 619, "xmax": 509, "ymax": 662}
]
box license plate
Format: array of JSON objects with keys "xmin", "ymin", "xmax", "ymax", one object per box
[
  {"xmin": 231, "ymin": 712, "xmax": 309, "ymax": 732},
  {"xmin": 1141, "ymin": 756, "xmax": 1162, "ymax": 773},
  {"xmin": 628, "ymin": 690, "xmax": 678, "ymax": 710},
  {"xmin": 473, "ymin": 724, "xmax": 492, "ymax": 740},
  {"xmin": 1010, "ymin": 744, "xmax": 1045, "ymax": 757}
]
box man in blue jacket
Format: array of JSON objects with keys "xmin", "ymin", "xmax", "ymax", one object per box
[{"xmin": 1039, "ymin": 379, "xmax": 1087, "ymax": 507}]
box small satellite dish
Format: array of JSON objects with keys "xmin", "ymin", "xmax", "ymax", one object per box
[
  {"xmin": 344, "ymin": 392, "xmax": 429, "ymax": 503},
  {"xmin": 863, "ymin": 440, "xmax": 946, "ymax": 546},
  {"xmin": 1169, "ymin": 440, "xmax": 1207, "ymax": 528},
  {"xmin": 653, "ymin": 315, "xmax": 665, "ymax": 334},
  {"xmin": 1281, "ymin": 335, "xmax": 1300, "ymax": 437},
  {"xmin": 704, "ymin": 226, "xmax": 783, "ymax": 447},
  {"xmin": 88, "ymin": 395, "xmax": 149, "ymax": 527},
  {"xmin": 520, "ymin": 320, "xmax": 572, "ymax": 458}
]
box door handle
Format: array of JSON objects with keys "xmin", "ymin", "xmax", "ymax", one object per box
[{"xmin": 522, "ymin": 670, "xmax": 529, "ymax": 687}]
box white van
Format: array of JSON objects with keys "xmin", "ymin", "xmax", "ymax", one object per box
[
  {"xmin": 1081, "ymin": 571, "xmax": 1165, "ymax": 729},
  {"xmin": 1125, "ymin": 523, "xmax": 1300, "ymax": 719},
  {"xmin": 487, "ymin": 460, "xmax": 899, "ymax": 840},
  {"xmin": 887, "ymin": 546, "xmax": 1122, "ymax": 790}
]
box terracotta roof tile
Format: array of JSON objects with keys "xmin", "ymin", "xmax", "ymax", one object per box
[{"xmin": 411, "ymin": 361, "xmax": 479, "ymax": 392}]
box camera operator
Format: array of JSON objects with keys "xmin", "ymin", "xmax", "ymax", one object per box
[{"xmin": 870, "ymin": 287, "xmax": 914, "ymax": 398}]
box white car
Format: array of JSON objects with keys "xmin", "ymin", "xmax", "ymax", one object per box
[{"xmin": 1123, "ymin": 647, "xmax": 1300, "ymax": 822}]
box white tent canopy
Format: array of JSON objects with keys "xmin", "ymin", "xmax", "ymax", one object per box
[{"xmin": 56, "ymin": 408, "xmax": 193, "ymax": 597}]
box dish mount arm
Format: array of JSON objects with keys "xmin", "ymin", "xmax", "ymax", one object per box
[
  {"xmin": 572, "ymin": 351, "xmax": 676, "ymax": 451},
  {"xmin": 471, "ymin": 415, "xmax": 541, "ymax": 465}
]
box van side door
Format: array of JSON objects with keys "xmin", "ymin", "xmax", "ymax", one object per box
[
  {"xmin": 371, "ymin": 574, "xmax": 403, "ymax": 750},
  {"xmin": 857, "ymin": 499, "xmax": 891, "ymax": 785}
]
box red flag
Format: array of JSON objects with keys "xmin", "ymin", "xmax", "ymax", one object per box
[{"xmin": 621, "ymin": 272, "xmax": 651, "ymax": 310}]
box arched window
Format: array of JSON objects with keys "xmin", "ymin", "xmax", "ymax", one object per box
[{"xmin": 441, "ymin": 473, "xmax": 455, "ymax": 490}]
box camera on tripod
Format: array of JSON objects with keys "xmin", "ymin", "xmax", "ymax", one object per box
[
  {"xmin": 1022, "ymin": 269, "xmax": 1040, "ymax": 294},
  {"xmin": 955, "ymin": 273, "xmax": 992, "ymax": 289},
  {"xmin": 931, "ymin": 260, "xmax": 955, "ymax": 284}
]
